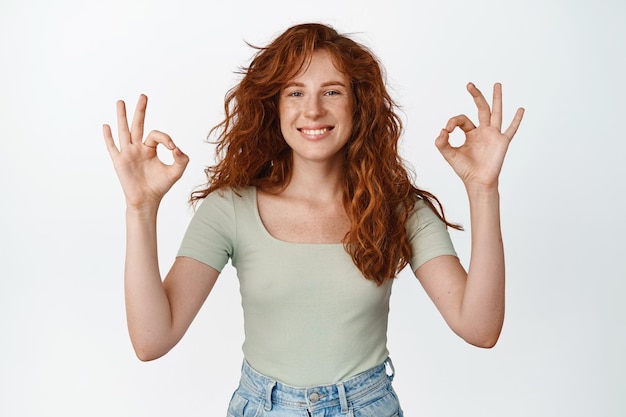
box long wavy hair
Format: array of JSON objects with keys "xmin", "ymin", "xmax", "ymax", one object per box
[{"xmin": 191, "ymin": 23, "xmax": 461, "ymax": 284}]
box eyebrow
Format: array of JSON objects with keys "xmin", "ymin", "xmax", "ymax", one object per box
[{"xmin": 284, "ymin": 81, "xmax": 348, "ymax": 88}]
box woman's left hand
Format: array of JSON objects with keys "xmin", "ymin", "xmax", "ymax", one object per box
[{"xmin": 435, "ymin": 82, "xmax": 524, "ymax": 190}]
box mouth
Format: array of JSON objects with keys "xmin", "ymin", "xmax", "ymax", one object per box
[{"xmin": 298, "ymin": 127, "xmax": 334, "ymax": 136}]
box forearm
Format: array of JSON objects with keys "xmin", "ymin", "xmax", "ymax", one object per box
[
  {"xmin": 459, "ymin": 185, "xmax": 505, "ymax": 347},
  {"xmin": 124, "ymin": 205, "xmax": 175, "ymax": 360},
  {"xmin": 431, "ymin": 82, "xmax": 523, "ymax": 346}
]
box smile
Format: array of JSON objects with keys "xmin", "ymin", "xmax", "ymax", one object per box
[{"xmin": 299, "ymin": 127, "xmax": 333, "ymax": 136}]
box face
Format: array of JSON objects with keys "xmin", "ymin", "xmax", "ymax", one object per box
[{"xmin": 279, "ymin": 49, "xmax": 353, "ymax": 168}]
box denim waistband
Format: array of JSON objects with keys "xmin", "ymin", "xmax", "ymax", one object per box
[{"xmin": 238, "ymin": 358, "xmax": 395, "ymax": 413}]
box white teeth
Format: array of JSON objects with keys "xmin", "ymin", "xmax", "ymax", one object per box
[{"xmin": 301, "ymin": 128, "xmax": 329, "ymax": 136}]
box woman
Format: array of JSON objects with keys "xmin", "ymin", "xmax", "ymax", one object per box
[{"xmin": 103, "ymin": 23, "xmax": 524, "ymax": 416}]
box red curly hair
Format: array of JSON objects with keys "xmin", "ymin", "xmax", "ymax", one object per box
[{"xmin": 192, "ymin": 23, "xmax": 460, "ymax": 285}]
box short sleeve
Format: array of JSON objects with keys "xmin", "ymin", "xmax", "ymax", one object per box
[
  {"xmin": 176, "ymin": 189, "xmax": 236, "ymax": 272},
  {"xmin": 407, "ymin": 199, "xmax": 457, "ymax": 271}
]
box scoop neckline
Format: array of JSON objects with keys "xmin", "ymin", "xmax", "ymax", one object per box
[{"xmin": 250, "ymin": 186, "xmax": 345, "ymax": 247}]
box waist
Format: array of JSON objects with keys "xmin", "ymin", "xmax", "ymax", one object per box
[{"xmin": 237, "ymin": 357, "xmax": 396, "ymax": 412}]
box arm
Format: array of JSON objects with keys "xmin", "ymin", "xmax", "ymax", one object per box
[
  {"xmin": 104, "ymin": 95, "xmax": 219, "ymax": 360},
  {"xmin": 415, "ymin": 83, "xmax": 524, "ymax": 348}
]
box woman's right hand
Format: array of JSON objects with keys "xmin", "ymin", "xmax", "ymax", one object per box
[{"xmin": 103, "ymin": 95, "xmax": 189, "ymax": 210}]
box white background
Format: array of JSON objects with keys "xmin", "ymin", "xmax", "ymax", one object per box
[{"xmin": 1, "ymin": 0, "xmax": 625, "ymax": 416}]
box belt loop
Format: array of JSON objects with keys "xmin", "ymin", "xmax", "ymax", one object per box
[
  {"xmin": 385, "ymin": 357, "xmax": 396, "ymax": 381},
  {"xmin": 264, "ymin": 380, "xmax": 276, "ymax": 411},
  {"xmin": 336, "ymin": 382, "xmax": 348, "ymax": 414}
]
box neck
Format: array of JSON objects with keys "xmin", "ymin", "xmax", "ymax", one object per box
[{"xmin": 283, "ymin": 157, "xmax": 345, "ymax": 202}]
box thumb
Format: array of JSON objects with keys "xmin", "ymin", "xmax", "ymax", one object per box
[
  {"xmin": 168, "ymin": 146, "xmax": 189, "ymax": 179},
  {"xmin": 435, "ymin": 128, "xmax": 455, "ymax": 162},
  {"xmin": 172, "ymin": 146, "xmax": 189, "ymax": 167}
]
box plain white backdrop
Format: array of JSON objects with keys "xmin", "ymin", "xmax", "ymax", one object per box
[{"xmin": 1, "ymin": 0, "xmax": 625, "ymax": 416}]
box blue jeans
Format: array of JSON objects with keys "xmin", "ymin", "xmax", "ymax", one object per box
[{"xmin": 226, "ymin": 358, "xmax": 404, "ymax": 417}]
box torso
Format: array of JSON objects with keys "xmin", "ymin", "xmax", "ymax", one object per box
[
  {"xmin": 257, "ymin": 188, "xmax": 350, "ymax": 244},
  {"xmin": 177, "ymin": 186, "xmax": 456, "ymax": 386}
]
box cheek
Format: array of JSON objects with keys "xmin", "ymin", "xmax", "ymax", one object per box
[
  {"xmin": 277, "ymin": 104, "xmax": 288, "ymax": 133},
  {"xmin": 343, "ymin": 97, "xmax": 354, "ymax": 123},
  {"xmin": 278, "ymin": 101, "xmax": 296, "ymax": 121},
  {"xmin": 341, "ymin": 105, "xmax": 354, "ymax": 132},
  {"xmin": 278, "ymin": 114, "xmax": 295, "ymax": 141}
]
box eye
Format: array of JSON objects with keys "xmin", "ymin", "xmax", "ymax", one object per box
[
  {"xmin": 287, "ymin": 91, "xmax": 303, "ymax": 97},
  {"xmin": 325, "ymin": 90, "xmax": 340, "ymax": 96}
]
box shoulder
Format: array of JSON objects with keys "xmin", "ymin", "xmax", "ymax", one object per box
[
  {"xmin": 406, "ymin": 198, "xmax": 457, "ymax": 270},
  {"xmin": 406, "ymin": 198, "xmax": 444, "ymax": 231},
  {"xmin": 191, "ymin": 186, "xmax": 258, "ymax": 234},
  {"xmin": 196, "ymin": 186, "xmax": 254, "ymax": 208}
]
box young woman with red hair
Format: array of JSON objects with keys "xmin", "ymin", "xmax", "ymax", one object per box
[{"xmin": 104, "ymin": 23, "xmax": 524, "ymax": 417}]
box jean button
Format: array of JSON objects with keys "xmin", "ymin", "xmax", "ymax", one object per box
[{"xmin": 309, "ymin": 392, "xmax": 320, "ymax": 403}]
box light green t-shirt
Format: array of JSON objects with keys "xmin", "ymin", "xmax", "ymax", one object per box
[{"xmin": 177, "ymin": 186, "xmax": 456, "ymax": 386}]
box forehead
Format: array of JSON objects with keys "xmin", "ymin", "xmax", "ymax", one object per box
[{"xmin": 288, "ymin": 49, "xmax": 348, "ymax": 83}]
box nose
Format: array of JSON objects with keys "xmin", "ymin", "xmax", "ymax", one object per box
[{"xmin": 304, "ymin": 95, "xmax": 325, "ymax": 118}]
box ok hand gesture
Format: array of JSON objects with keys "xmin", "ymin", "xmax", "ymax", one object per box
[
  {"xmin": 103, "ymin": 95, "xmax": 189, "ymax": 209},
  {"xmin": 435, "ymin": 83, "xmax": 524, "ymax": 190}
]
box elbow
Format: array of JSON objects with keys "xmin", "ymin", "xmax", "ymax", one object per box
[
  {"xmin": 128, "ymin": 327, "xmax": 177, "ymax": 361},
  {"xmin": 461, "ymin": 328, "xmax": 502, "ymax": 349},
  {"xmin": 453, "ymin": 311, "xmax": 504, "ymax": 349},
  {"xmin": 453, "ymin": 320, "xmax": 503, "ymax": 349},
  {"xmin": 131, "ymin": 341, "xmax": 170, "ymax": 362},
  {"xmin": 467, "ymin": 335, "xmax": 499, "ymax": 349},
  {"xmin": 135, "ymin": 350, "xmax": 162, "ymax": 362}
]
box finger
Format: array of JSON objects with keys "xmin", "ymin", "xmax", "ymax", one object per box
[
  {"xmin": 171, "ymin": 147, "xmax": 190, "ymax": 169},
  {"xmin": 435, "ymin": 128, "xmax": 455, "ymax": 163},
  {"xmin": 144, "ymin": 130, "xmax": 175, "ymax": 150},
  {"xmin": 164, "ymin": 146, "xmax": 190, "ymax": 182},
  {"xmin": 467, "ymin": 82, "xmax": 491, "ymax": 127},
  {"xmin": 102, "ymin": 124, "xmax": 120, "ymax": 157},
  {"xmin": 502, "ymin": 107, "xmax": 525, "ymax": 140},
  {"xmin": 116, "ymin": 100, "xmax": 131, "ymax": 148},
  {"xmin": 491, "ymin": 83, "xmax": 503, "ymax": 130},
  {"xmin": 130, "ymin": 94, "xmax": 148, "ymax": 144},
  {"xmin": 445, "ymin": 114, "xmax": 476, "ymax": 134}
]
